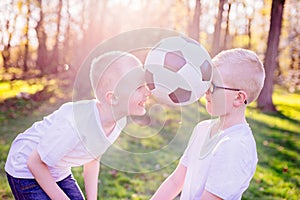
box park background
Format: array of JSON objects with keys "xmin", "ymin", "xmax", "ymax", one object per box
[{"xmin": 0, "ymin": 0, "xmax": 299, "ymax": 199}]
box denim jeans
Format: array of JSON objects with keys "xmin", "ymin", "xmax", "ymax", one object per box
[{"xmin": 6, "ymin": 173, "xmax": 85, "ymax": 200}]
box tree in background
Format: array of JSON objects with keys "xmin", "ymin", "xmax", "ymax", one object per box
[
  {"xmin": 188, "ymin": 0, "xmax": 201, "ymax": 41},
  {"xmin": 284, "ymin": 0, "xmax": 300, "ymax": 92},
  {"xmin": 212, "ymin": 0, "xmax": 227, "ymax": 56},
  {"xmin": 257, "ymin": 0, "xmax": 286, "ymax": 112},
  {"xmin": 36, "ymin": 0, "xmax": 49, "ymax": 75},
  {"xmin": 1, "ymin": 0, "xmax": 17, "ymax": 73},
  {"xmin": 223, "ymin": 1, "xmax": 231, "ymax": 50},
  {"xmin": 49, "ymin": 0, "xmax": 62, "ymax": 74},
  {"xmin": 23, "ymin": 0, "xmax": 30, "ymax": 73}
]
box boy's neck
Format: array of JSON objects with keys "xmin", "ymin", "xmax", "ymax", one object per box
[
  {"xmin": 96, "ymin": 102, "xmax": 119, "ymax": 137},
  {"xmin": 219, "ymin": 115, "xmax": 246, "ymax": 130},
  {"xmin": 211, "ymin": 109, "xmax": 247, "ymax": 137}
]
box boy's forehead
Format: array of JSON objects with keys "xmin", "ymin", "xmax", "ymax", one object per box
[
  {"xmin": 114, "ymin": 67, "xmax": 145, "ymax": 92},
  {"xmin": 212, "ymin": 66, "xmax": 223, "ymax": 84},
  {"xmin": 212, "ymin": 64, "xmax": 233, "ymax": 85}
]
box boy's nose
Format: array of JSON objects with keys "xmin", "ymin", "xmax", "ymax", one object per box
[
  {"xmin": 205, "ymin": 88, "xmax": 210, "ymax": 95},
  {"xmin": 204, "ymin": 88, "xmax": 211, "ymax": 100},
  {"xmin": 145, "ymin": 86, "xmax": 152, "ymax": 97}
]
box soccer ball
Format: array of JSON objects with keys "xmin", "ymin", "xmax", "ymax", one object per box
[{"xmin": 144, "ymin": 36, "xmax": 213, "ymax": 106}]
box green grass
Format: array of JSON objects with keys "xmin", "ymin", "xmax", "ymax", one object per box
[{"xmin": 0, "ymin": 85, "xmax": 299, "ymax": 199}]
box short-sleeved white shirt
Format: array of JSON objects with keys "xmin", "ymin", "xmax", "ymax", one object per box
[
  {"xmin": 180, "ymin": 119, "xmax": 258, "ymax": 200},
  {"xmin": 5, "ymin": 100, "xmax": 126, "ymax": 181}
]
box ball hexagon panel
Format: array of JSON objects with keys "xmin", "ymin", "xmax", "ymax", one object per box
[
  {"xmin": 168, "ymin": 87, "xmax": 192, "ymax": 103},
  {"xmin": 163, "ymin": 51, "xmax": 186, "ymax": 72},
  {"xmin": 157, "ymin": 37, "xmax": 186, "ymax": 51},
  {"xmin": 153, "ymin": 65, "xmax": 179, "ymax": 91},
  {"xmin": 145, "ymin": 69, "xmax": 155, "ymax": 90},
  {"xmin": 181, "ymin": 42, "xmax": 210, "ymax": 71},
  {"xmin": 146, "ymin": 49, "xmax": 167, "ymax": 66},
  {"xmin": 177, "ymin": 62, "xmax": 202, "ymax": 98},
  {"xmin": 199, "ymin": 60, "xmax": 212, "ymax": 82}
]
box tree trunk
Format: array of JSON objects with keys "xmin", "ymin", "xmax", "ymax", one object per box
[
  {"xmin": 257, "ymin": 0, "xmax": 286, "ymax": 112},
  {"xmin": 2, "ymin": 21, "xmax": 12, "ymax": 72},
  {"xmin": 223, "ymin": 2, "xmax": 231, "ymax": 49},
  {"xmin": 23, "ymin": 0, "xmax": 30, "ymax": 73},
  {"xmin": 63, "ymin": 0, "xmax": 71, "ymax": 65},
  {"xmin": 36, "ymin": 0, "xmax": 49, "ymax": 75},
  {"xmin": 2, "ymin": 0, "xmax": 17, "ymax": 74},
  {"xmin": 75, "ymin": 0, "xmax": 107, "ymax": 69},
  {"xmin": 247, "ymin": 18, "xmax": 252, "ymax": 49},
  {"xmin": 188, "ymin": 0, "xmax": 201, "ymax": 41},
  {"xmin": 212, "ymin": 0, "xmax": 227, "ymax": 56},
  {"xmin": 51, "ymin": 0, "xmax": 63, "ymax": 74}
]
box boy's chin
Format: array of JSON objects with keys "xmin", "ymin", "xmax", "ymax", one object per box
[
  {"xmin": 132, "ymin": 110, "xmax": 146, "ymax": 116},
  {"xmin": 131, "ymin": 109, "xmax": 147, "ymax": 116},
  {"xmin": 130, "ymin": 113, "xmax": 151, "ymax": 126}
]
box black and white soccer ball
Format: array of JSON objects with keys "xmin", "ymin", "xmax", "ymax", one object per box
[{"xmin": 144, "ymin": 36, "xmax": 213, "ymax": 106}]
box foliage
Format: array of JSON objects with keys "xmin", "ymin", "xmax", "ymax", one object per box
[{"xmin": 0, "ymin": 83, "xmax": 299, "ymax": 199}]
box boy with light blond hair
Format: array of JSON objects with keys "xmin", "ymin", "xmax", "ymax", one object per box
[
  {"xmin": 151, "ymin": 48, "xmax": 265, "ymax": 200},
  {"xmin": 5, "ymin": 51, "xmax": 150, "ymax": 200}
]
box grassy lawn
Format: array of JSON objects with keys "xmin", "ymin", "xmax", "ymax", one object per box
[{"xmin": 0, "ymin": 82, "xmax": 299, "ymax": 199}]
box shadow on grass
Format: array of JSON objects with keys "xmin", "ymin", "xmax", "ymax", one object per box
[
  {"xmin": 245, "ymin": 107, "xmax": 300, "ymax": 199},
  {"xmin": 271, "ymin": 106, "xmax": 300, "ymax": 125}
]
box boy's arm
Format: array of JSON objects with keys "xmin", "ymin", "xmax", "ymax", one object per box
[
  {"xmin": 83, "ymin": 159, "xmax": 100, "ymax": 200},
  {"xmin": 27, "ymin": 149, "xmax": 70, "ymax": 200},
  {"xmin": 150, "ymin": 163, "xmax": 187, "ymax": 200}
]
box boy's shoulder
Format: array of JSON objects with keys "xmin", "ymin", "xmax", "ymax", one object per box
[
  {"xmin": 214, "ymin": 124, "xmax": 256, "ymax": 156},
  {"xmin": 60, "ymin": 99, "xmax": 95, "ymax": 108},
  {"xmin": 71, "ymin": 99, "xmax": 96, "ymax": 117},
  {"xmin": 50, "ymin": 100, "xmax": 96, "ymax": 124},
  {"xmin": 57, "ymin": 100, "xmax": 96, "ymax": 114}
]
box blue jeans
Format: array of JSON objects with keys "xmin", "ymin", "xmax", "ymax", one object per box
[{"xmin": 6, "ymin": 173, "xmax": 85, "ymax": 200}]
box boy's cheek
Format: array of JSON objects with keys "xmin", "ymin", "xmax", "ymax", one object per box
[
  {"xmin": 206, "ymin": 97, "xmax": 226, "ymax": 116},
  {"xmin": 128, "ymin": 104, "xmax": 146, "ymax": 116}
]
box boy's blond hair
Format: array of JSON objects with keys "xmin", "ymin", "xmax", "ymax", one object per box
[
  {"xmin": 212, "ymin": 48, "xmax": 265, "ymax": 103},
  {"xmin": 90, "ymin": 51, "xmax": 142, "ymax": 101}
]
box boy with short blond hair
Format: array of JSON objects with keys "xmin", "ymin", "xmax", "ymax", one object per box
[
  {"xmin": 5, "ymin": 51, "xmax": 151, "ymax": 200},
  {"xmin": 151, "ymin": 48, "xmax": 265, "ymax": 200}
]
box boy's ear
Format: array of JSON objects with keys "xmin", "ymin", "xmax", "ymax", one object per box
[
  {"xmin": 234, "ymin": 91, "xmax": 247, "ymax": 106},
  {"xmin": 105, "ymin": 91, "xmax": 119, "ymax": 105}
]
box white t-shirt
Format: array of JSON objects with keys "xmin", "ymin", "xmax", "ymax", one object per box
[
  {"xmin": 5, "ymin": 100, "xmax": 126, "ymax": 181},
  {"xmin": 180, "ymin": 119, "xmax": 258, "ymax": 200}
]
